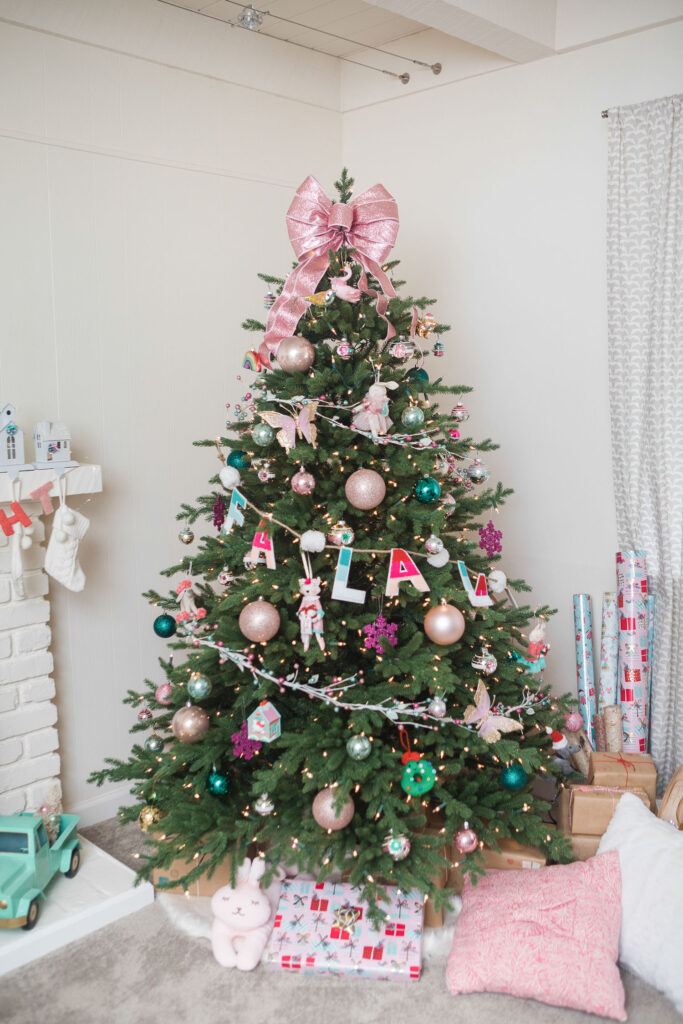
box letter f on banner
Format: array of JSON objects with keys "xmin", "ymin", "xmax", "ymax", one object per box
[{"xmin": 385, "ymin": 548, "xmax": 430, "ymax": 597}]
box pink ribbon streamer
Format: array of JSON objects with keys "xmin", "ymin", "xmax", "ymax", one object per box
[{"xmin": 260, "ymin": 176, "xmax": 400, "ymax": 367}]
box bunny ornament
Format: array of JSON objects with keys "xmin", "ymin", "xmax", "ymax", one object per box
[
  {"xmin": 352, "ymin": 377, "xmax": 399, "ymax": 439},
  {"xmin": 211, "ymin": 857, "xmax": 273, "ymax": 971}
]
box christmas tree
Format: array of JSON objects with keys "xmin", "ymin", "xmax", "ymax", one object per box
[{"xmin": 90, "ymin": 170, "xmax": 572, "ymax": 920}]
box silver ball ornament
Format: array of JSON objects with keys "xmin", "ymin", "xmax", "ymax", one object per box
[
  {"xmin": 312, "ymin": 789, "xmax": 355, "ymax": 831},
  {"xmin": 276, "ymin": 336, "xmax": 315, "ymax": 373},
  {"xmin": 171, "ymin": 703, "xmax": 210, "ymax": 743},
  {"xmin": 145, "ymin": 733, "xmax": 164, "ymax": 754},
  {"xmin": 425, "ymin": 535, "xmax": 444, "ymax": 555},
  {"xmin": 345, "ymin": 469, "xmax": 386, "ymax": 510},
  {"xmin": 335, "ymin": 340, "xmax": 354, "ymax": 360},
  {"xmin": 454, "ymin": 823, "xmax": 479, "ymax": 855},
  {"xmin": 328, "ymin": 520, "xmax": 355, "ymax": 546},
  {"xmin": 252, "ymin": 422, "xmax": 274, "ymax": 446},
  {"xmin": 291, "ymin": 468, "xmax": 315, "ymax": 495},
  {"xmin": 424, "ymin": 603, "xmax": 466, "ymax": 645},
  {"xmin": 187, "ymin": 672, "xmax": 212, "ymax": 699},
  {"xmin": 346, "ymin": 735, "xmax": 371, "ymax": 761},
  {"xmin": 401, "ymin": 405, "xmax": 425, "ymax": 429},
  {"xmin": 238, "ymin": 599, "xmax": 281, "ymax": 642},
  {"xmin": 382, "ymin": 832, "xmax": 411, "ymax": 861},
  {"xmin": 254, "ymin": 792, "xmax": 275, "ymax": 816},
  {"xmin": 178, "ymin": 526, "xmax": 194, "ymax": 545},
  {"xmin": 428, "ymin": 696, "xmax": 447, "ymax": 718},
  {"xmin": 468, "ymin": 459, "xmax": 490, "ymax": 484}
]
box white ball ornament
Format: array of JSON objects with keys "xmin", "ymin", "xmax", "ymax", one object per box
[
  {"xmin": 219, "ymin": 465, "xmax": 241, "ymax": 490},
  {"xmin": 301, "ymin": 530, "xmax": 326, "ymax": 553},
  {"xmin": 427, "ymin": 547, "xmax": 450, "ymax": 568},
  {"xmin": 487, "ymin": 569, "xmax": 507, "ymax": 594}
]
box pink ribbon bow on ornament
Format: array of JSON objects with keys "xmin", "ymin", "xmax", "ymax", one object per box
[{"xmin": 260, "ymin": 176, "xmax": 400, "ymax": 367}]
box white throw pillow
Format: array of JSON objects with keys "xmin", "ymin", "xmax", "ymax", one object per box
[{"xmin": 598, "ymin": 792, "xmax": 683, "ymax": 1012}]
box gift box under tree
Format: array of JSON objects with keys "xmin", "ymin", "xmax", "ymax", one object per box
[{"xmin": 265, "ymin": 878, "xmax": 423, "ymax": 981}]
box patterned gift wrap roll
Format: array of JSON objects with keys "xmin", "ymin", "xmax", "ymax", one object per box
[
  {"xmin": 615, "ymin": 551, "xmax": 649, "ymax": 753},
  {"xmin": 573, "ymin": 594, "xmax": 596, "ymax": 744},
  {"xmin": 646, "ymin": 595, "xmax": 655, "ymax": 747},
  {"xmin": 598, "ymin": 592, "xmax": 618, "ymax": 710}
]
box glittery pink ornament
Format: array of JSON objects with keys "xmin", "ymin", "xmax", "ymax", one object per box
[
  {"xmin": 312, "ymin": 788, "xmax": 355, "ymax": 830},
  {"xmin": 291, "ymin": 468, "xmax": 315, "ymax": 495},
  {"xmin": 155, "ymin": 683, "xmax": 173, "ymax": 705},
  {"xmin": 454, "ymin": 823, "xmax": 478, "ymax": 854},
  {"xmin": 565, "ymin": 711, "xmax": 584, "ymax": 733}
]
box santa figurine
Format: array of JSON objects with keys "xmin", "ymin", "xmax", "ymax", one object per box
[
  {"xmin": 547, "ymin": 729, "xmax": 580, "ymax": 775},
  {"xmin": 175, "ymin": 579, "xmax": 207, "ymax": 625},
  {"xmin": 352, "ymin": 380, "xmax": 399, "ymax": 439},
  {"xmin": 297, "ymin": 577, "xmax": 325, "ymax": 652}
]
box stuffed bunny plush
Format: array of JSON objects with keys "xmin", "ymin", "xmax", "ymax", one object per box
[{"xmin": 211, "ymin": 858, "xmax": 272, "ymax": 971}]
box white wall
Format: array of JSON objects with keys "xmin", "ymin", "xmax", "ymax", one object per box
[
  {"xmin": 0, "ymin": 0, "xmax": 341, "ymax": 822},
  {"xmin": 342, "ymin": 21, "xmax": 683, "ymax": 696}
]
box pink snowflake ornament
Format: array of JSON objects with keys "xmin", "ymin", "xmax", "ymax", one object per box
[
  {"xmin": 231, "ymin": 720, "xmax": 262, "ymax": 760},
  {"xmin": 479, "ymin": 520, "xmax": 503, "ymax": 558},
  {"xmin": 363, "ymin": 614, "xmax": 398, "ymax": 652}
]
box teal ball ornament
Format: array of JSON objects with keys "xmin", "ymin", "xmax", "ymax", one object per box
[
  {"xmin": 346, "ymin": 735, "xmax": 371, "ymax": 761},
  {"xmin": 227, "ymin": 450, "xmax": 251, "ymax": 469},
  {"xmin": 401, "ymin": 406, "xmax": 425, "ymax": 429},
  {"xmin": 414, "ymin": 477, "xmax": 441, "ymax": 503},
  {"xmin": 145, "ymin": 733, "xmax": 164, "ymax": 754},
  {"xmin": 207, "ymin": 769, "xmax": 230, "ymax": 797},
  {"xmin": 500, "ymin": 763, "xmax": 528, "ymax": 792},
  {"xmin": 252, "ymin": 422, "xmax": 274, "ymax": 446},
  {"xmin": 153, "ymin": 614, "xmax": 176, "ymax": 638},
  {"xmin": 407, "ymin": 368, "xmax": 429, "ymax": 383},
  {"xmin": 187, "ymin": 672, "xmax": 212, "ymax": 700}
]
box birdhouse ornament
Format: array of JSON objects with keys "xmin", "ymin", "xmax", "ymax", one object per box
[
  {"xmin": 247, "ymin": 701, "xmax": 281, "ymax": 743},
  {"xmin": 0, "ymin": 403, "xmax": 31, "ymax": 476}
]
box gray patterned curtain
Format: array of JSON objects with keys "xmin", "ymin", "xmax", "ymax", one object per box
[{"xmin": 607, "ymin": 94, "xmax": 683, "ymax": 788}]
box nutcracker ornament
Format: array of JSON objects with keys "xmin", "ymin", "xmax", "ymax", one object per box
[{"xmin": 297, "ymin": 577, "xmax": 326, "ymax": 652}]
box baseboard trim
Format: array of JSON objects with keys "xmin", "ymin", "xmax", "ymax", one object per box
[{"xmin": 70, "ymin": 786, "xmax": 135, "ymax": 827}]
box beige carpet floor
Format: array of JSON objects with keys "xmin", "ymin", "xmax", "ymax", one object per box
[{"xmin": 3, "ymin": 819, "xmax": 680, "ymax": 1024}]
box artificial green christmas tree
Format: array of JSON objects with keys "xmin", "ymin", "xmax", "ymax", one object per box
[{"xmin": 90, "ymin": 169, "xmax": 572, "ymax": 919}]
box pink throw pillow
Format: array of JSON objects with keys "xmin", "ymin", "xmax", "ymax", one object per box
[{"xmin": 446, "ymin": 851, "xmax": 625, "ymax": 1020}]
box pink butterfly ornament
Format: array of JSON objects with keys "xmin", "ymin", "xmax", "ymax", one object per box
[{"xmin": 464, "ymin": 681, "xmax": 523, "ymax": 743}]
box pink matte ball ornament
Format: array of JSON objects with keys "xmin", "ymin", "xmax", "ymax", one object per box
[
  {"xmin": 424, "ymin": 602, "xmax": 466, "ymax": 645},
  {"xmin": 565, "ymin": 711, "xmax": 584, "ymax": 733},
  {"xmin": 312, "ymin": 788, "xmax": 355, "ymax": 831},
  {"xmin": 155, "ymin": 683, "xmax": 173, "ymax": 705},
  {"xmin": 291, "ymin": 468, "xmax": 316, "ymax": 495},
  {"xmin": 345, "ymin": 468, "xmax": 386, "ymax": 510},
  {"xmin": 454, "ymin": 822, "xmax": 479, "ymax": 855},
  {"xmin": 171, "ymin": 703, "xmax": 210, "ymax": 743}
]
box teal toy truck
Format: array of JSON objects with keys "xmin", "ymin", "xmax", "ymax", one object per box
[{"xmin": 0, "ymin": 813, "xmax": 81, "ymax": 930}]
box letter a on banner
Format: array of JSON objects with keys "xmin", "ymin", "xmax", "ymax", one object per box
[
  {"xmin": 223, "ymin": 488, "xmax": 247, "ymax": 533},
  {"xmin": 248, "ymin": 521, "xmax": 276, "ymax": 570},
  {"xmin": 332, "ymin": 546, "xmax": 366, "ymax": 604},
  {"xmin": 457, "ymin": 560, "xmax": 493, "ymax": 607},
  {"xmin": 385, "ymin": 548, "xmax": 430, "ymax": 597}
]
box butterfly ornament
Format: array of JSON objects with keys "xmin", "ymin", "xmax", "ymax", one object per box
[
  {"xmin": 464, "ymin": 680, "xmax": 523, "ymax": 743},
  {"xmin": 259, "ymin": 402, "xmax": 318, "ymax": 452}
]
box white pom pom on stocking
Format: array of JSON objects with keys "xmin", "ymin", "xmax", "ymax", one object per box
[{"xmin": 45, "ymin": 503, "xmax": 89, "ymax": 591}]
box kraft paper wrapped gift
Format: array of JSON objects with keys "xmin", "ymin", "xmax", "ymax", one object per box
[
  {"xmin": 152, "ymin": 849, "xmax": 235, "ymax": 896},
  {"xmin": 265, "ymin": 878, "xmax": 423, "ymax": 981},
  {"xmin": 588, "ymin": 751, "xmax": 657, "ymax": 810},
  {"xmin": 556, "ymin": 789, "xmax": 601, "ymax": 861},
  {"xmin": 448, "ymin": 837, "xmax": 546, "ymax": 892},
  {"xmin": 568, "ymin": 784, "xmax": 650, "ymax": 836}
]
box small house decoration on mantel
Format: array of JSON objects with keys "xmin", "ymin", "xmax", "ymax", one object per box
[
  {"xmin": 0, "ymin": 403, "xmax": 32, "ymax": 475},
  {"xmin": 247, "ymin": 700, "xmax": 281, "ymax": 743},
  {"xmin": 33, "ymin": 421, "xmax": 78, "ymax": 469}
]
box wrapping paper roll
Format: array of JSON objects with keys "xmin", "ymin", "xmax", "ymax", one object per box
[
  {"xmin": 616, "ymin": 551, "xmax": 649, "ymax": 753},
  {"xmin": 592, "ymin": 712, "xmax": 607, "ymax": 751},
  {"xmin": 604, "ymin": 705, "xmax": 622, "ymax": 752},
  {"xmin": 598, "ymin": 592, "xmax": 618, "ymax": 710},
  {"xmin": 646, "ymin": 595, "xmax": 655, "ymax": 748},
  {"xmin": 573, "ymin": 594, "xmax": 596, "ymax": 745}
]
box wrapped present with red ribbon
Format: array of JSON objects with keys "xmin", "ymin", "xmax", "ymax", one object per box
[
  {"xmin": 264, "ymin": 878, "xmax": 423, "ymax": 982},
  {"xmin": 588, "ymin": 751, "xmax": 657, "ymax": 810},
  {"xmin": 568, "ymin": 784, "xmax": 650, "ymax": 835}
]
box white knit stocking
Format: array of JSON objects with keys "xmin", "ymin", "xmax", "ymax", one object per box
[{"xmin": 45, "ymin": 502, "xmax": 89, "ymax": 591}]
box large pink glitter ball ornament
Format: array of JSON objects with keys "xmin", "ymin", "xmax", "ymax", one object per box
[
  {"xmin": 565, "ymin": 711, "xmax": 584, "ymax": 733},
  {"xmin": 155, "ymin": 683, "xmax": 173, "ymax": 705},
  {"xmin": 171, "ymin": 703, "xmax": 210, "ymax": 743},
  {"xmin": 345, "ymin": 468, "xmax": 386, "ymax": 510},
  {"xmin": 291, "ymin": 467, "xmax": 315, "ymax": 495},
  {"xmin": 424, "ymin": 602, "xmax": 465, "ymax": 645},
  {"xmin": 454, "ymin": 822, "xmax": 479, "ymax": 855},
  {"xmin": 238, "ymin": 598, "xmax": 281, "ymax": 643},
  {"xmin": 275, "ymin": 336, "xmax": 315, "ymax": 373},
  {"xmin": 312, "ymin": 788, "xmax": 355, "ymax": 831}
]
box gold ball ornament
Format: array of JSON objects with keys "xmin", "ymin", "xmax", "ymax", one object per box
[
  {"xmin": 138, "ymin": 805, "xmax": 161, "ymax": 832},
  {"xmin": 345, "ymin": 469, "xmax": 386, "ymax": 510},
  {"xmin": 424, "ymin": 602, "xmax": 466, "ymax": 645},
  {"xmin": 238, "ymin": 598, "xmax": 281, "ymax": 642},
  {"xmin": 275, "ymin": 336, "xmax": 315, "ymax": 373},
  {"xmin": 171, "ymin": 702, "xmax": 210, "ymax": 743},
  {"xmin": 312, "ymin": 788, "xmax": 355, "ymax": 831}
]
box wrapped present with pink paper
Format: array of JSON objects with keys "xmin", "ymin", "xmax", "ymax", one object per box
[
  {"xmin": 616, "ymin": 551, "xmax": 650, "ymax": 752},
  {"xmin": 265, "ymin": 878, "xmax": 423, "ymax": 981}
]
